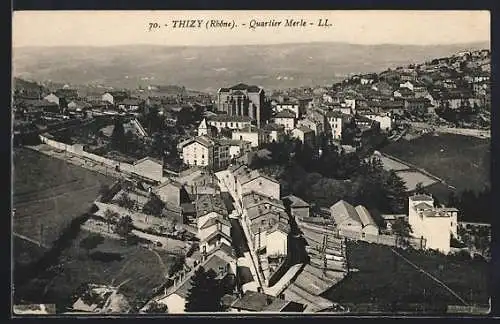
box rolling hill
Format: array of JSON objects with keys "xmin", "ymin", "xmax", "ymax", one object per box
[{"xmin": 13, "ymin": 41, "xmax": 489, "ymax": 93}]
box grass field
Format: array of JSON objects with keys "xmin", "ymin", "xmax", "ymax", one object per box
[
  {"xmin": 13, "ymin": 148, "xmax": 114, "ymax": 250},
  {"xmin": 14, "ymin": 232, "xmax": 180, "ymax": 312},
  {"xmin": 381, "ymin": 133, "xmax": 490, "ymax": 193},
  {"xmin": 323, "ymin": 241, "xmax": 489, "ymax": 313}
]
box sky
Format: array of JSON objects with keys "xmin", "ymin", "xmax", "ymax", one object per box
[{"xmin": 13, "ymin": 10, "xmax": 490, "ymax": 47}]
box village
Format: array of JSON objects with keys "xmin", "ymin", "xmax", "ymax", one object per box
[{"xmin": 13, "ymin": 48, "xmax": 491, "ymax": 314}]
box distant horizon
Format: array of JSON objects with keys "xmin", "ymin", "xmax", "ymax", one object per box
[{"xmin": 12, "ymin": 39, "xmax": 491, "ymax": 50}]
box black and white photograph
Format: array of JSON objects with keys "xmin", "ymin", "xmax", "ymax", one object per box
[{"xmin": 11, "ymin": 10, "xmax": 492, "ymax": 316}]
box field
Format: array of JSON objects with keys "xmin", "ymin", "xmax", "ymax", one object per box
[
  {"xmin": 14, "ymin": 231, "xmax": 180, "ymax": 312},
  {"xmin": 13, "ymin": 148, "xmax": 114, "ymax": 251},
  {"xmin": 395, "ymin": 171, "xmax": 437, "ymax": 192},
  {"xmin": 381, "ymin": 134, "xmax": 490, "ymax": 193},
  {"xmin": 323, "ymin": 241, "xmax": 489, "ymax": 313}
]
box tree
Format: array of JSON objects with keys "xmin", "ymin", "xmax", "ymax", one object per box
[
  {"xmin": 79, "ymin": 233, "xmax": 104, "ymax": 256},
  {"xmin": 111, "ymin": 118, "xmax": 125, "ymax": 150},
  {"xmin": 103, "ymin": 209, "xmax": 119, "ymax": 233},
  {"xmin": 115, "ymin": 215, "xmax": 134, "ymax": 238},
  {"xmin": 392, "ymin": 218, "xmax": 413, "ymax": 248},
  {"xmin": 184, "ymin": 266, "xmax": 223, "ymax": 312},
  {"xmin": 145, "ymin": 301, "xmax": 168, "ymax": 313},
  {"xmin": 116, "ymin": 192, "xmax": 135, "ymax": 210},
  {"xmin": 142, "ymin": 194, "xmax": 165, "ymax": 217},
  {"xmin": 414, "ymin": 182, "xmax": 426, "ymax": 194}
]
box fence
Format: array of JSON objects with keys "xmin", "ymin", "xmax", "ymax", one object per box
[
  {"xmin": 39, "ymin": 134, "xmax": 160, "ymax": 181},
  {"xmin": 339, "ymin": 229, "xmax": 426, "ymax": 250}
]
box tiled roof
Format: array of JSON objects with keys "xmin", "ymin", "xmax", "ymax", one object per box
[
  {"xmin": 262, "ymin": 123, "xmax": 285, "ymax": 131},
  {"xmin": 354, "ymin": 205, "xmax": 377, "ymax": 228},
  {"xmin": 294, "ymin": 126, "xmax": 314, "ymax": 134},
  {"xmin": 274, "ymin": 109, "xmax": 296, "ymax": 119},
  {"xmin": 410, "ymin": 194, "xmax": 434, "ymax": 202},
  {"xmin": 283, "ymin": 195, "xmax": 310, "ymax": 208},
  {"xmin": 202, "ymin": 230, "xmax": 232, "ymax": 244},
  {"xmin": 330, "ymin": 200, "xmax": 361, "ymax": 226},
  {"xmin": 200, "ymin": 216, "xmax": 231, "ymax": 230},
  {"xmin": 208, "ymin": 115, "xmax": 252, "ymax": 122},
  {"xmin": 195, "ymin": 194, "xmax": 228, "ymax": 218}
]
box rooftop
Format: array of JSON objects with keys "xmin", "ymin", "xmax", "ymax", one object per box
[
  {"xmin": 283, "ymin": 195, "xmax": 310, "ymax": 208},
  {"xmin": 195, "ymin": 194, "xmax": 228, "ymax": 218},
  {"xmin": 274, "ymin": 109, "xmax": 296, "ymax": 119},
  {"xmin": 208, "ymin": 115, "xmax": 252, "ymax": 123},
  {"xmin": 230, "ymin": 291, "xmax": 290, "ymax": 312}
]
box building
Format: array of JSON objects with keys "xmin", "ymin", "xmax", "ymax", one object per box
[
  {"xmin": 408, "ymin": 194, "xmax": 458, "ymax": 254},
  {"xmin": 283, "ymin": 195, "xmax": 310, "ymax": 219},
  {"xmin": 360, "ymin": 112, "xmax": 394, "ymax": 132},
  {"xmin": 275, "ymin": 100, "xmax": 300, "ymax": 118},
  {"xmin": 291, "ymin": 126, "xmax": 315, "ymax": 148},
  {"xmin": 206, "ymin": 115, "xmax": 252, "ymax": 132},
  {"xmin": 227, "ymin": 290, "xmax": 304, "ymax": 313},
  {"xmin": 178, "ymin": 136, "xmax": 230, "ymax": 171},
  {"xmin": 217, "ymin": 83, "xmax": 266, "ymax": 128},
  {"xmin": 155, "ymin": 180, "xmax": 184, "ymax": 207},
  {"xmin": 297, "ymin": 118, "xmax": 324, "ymax": 137},
  {"xmin": 228, "ymin": 164, "xmax": 281, "ymax": 203},
  {"xmin": 232, "ymin": 125, "xmax": 269, "ymax": 148},
  {"xmin": 325, "ymin": 111, "xmax": 350, "ymax": 141},
  {"xmin": 404, "ymin": 97, "xmax": 431, "ymax": 114},
  {"xmin": 262, "ymin": 123, "xmax": 286, "ymax": 143},
  {"xmin": 102, "ymin": 91, "xmax": 129, "ymax": 105},
  {"xmin": 117, "ymin": 98, "xmax": 145, "ymax": 112},
  {"xmin": 43, "ymin": 93, "xmax": 60, "ymax": 106},
  {"xmin": 273, "ymin": 109, "xmax": 296, "ymax": 132},
  {"xmin": 197, "ymin": 118, "xmax": 212, "ymax": 137},
  {"xmin": 218, "ymin": 139, "xmax": 252, "ymax": 160},
  {"xmin": 157, "ymin": 246, "xmax": 236, "ymax": 313},
  {"xmin": 330, "ymin": 200, "xmax": 379, "ymax": 236}
]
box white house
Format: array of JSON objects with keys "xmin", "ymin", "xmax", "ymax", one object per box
[
  {"xmin": 262, "ymin": 123, "xmax": 286, "ymax": 143},
  {"xmin": 273, "ymin": 109, "xmax": 296, "ymax": 132},
  {"xmin": 197, "ymin": 118, "xmax": 211, "ymax": 137},
  {"xmin": 275, "ymin": 102, "xmax": 300, "ymax": 118},
  {"xmin": 207, "ymin": 115, "xmax": 252, "ymax": 132},
  {"xmin": 232, "ymin": 164, "xmax": 281, "ymax": 202},
  {"xmin": 361, "ymin": 112, "xmax": 394, "ymax": 132},
  {"xmin": 178, "ymin": 136, "xmax": 230, "ymax": 170},
  {"xmin": 266, "ymin": 223, "xmax": 289, "ymax": 257},
  {"xmin": 232, "ymin": 125, "xmax": 269, "ymax": 148},
  {"xmin": 195, "ymin": 194, "xmax": 228, "ymax": 231},
  {"xmin": 44, "ymin": 93, "xmax": 60, "ymax": 106},
  {"xmin": 198, "ymin": 216, "xmax": 231, "ymax": 242},
  {"xmin": 399, "ymin": 81, "xmax": 415, "ymax": 91},
  {"xmin": 325, "ymin": 111, "xmax": 349, "ymax": 141},
  {"xmin": 408, "ymin": 194, "xmax": 458, "ymax": 254}
]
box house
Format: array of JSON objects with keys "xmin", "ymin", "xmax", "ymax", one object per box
[
  {"xmin": 157, "ymin": 248, "xmax": 236, "ymax": 313},
  {"xmin": 354, "ymin": 114, "xmax": 379, "ymax": 132},
  {"xmin": 133, "ymin": 156, "xmax": 163, "ymax": 183},
  {"xmin": 404, "ymin": 97, "xmax": 431, "ymax": 113},
  {"xmin": 228, "ymin": 290, "xmax": 304, "ymax": 313},
  {"xmin": 102, "ymin": 91, "xmax": 129, "ymax": 105},
  {"xmin": 206, "ymin": 114, "xmax": 253, "ymax": 133},
  {"xmin": 218, "ymin": 139, "xmax": 252, "ymax": 160},
  {"xmin": 198, "ymin": 216, "xmax": 231, "ymax": 243},
  {"xmin": 361, "ymin": 112, "xmax": 393, "ymax": 132},
  {"xmin": 393, "ymin": 88, "xmax": 415, "ymax": 98},
  {"xmin": 399, "ymin": 81, "xmax": 415, "ymax": 91},
  {"xmin": 325, "ymin": 111, "xmax": 350, "ymax": 141},
  {"xmin": 297, "ymin": 118, "xmax": 324, "ymax": 137},
  {"xmin": 330, "ymin": 200, "xmax": 379, "ymax": 236},
  {"xmin": 43, "ymin": 93, "xmax": 60, "ymax": 106},
  {"xmin": 162, "ymin": 203, "xmax": 184, "ymax": 224},
  {"xmin": 230, "ymin": 164, "xmax": 281, "ymax": 202},
  {"xmin": 117, "ymin": 98, "xmax": 145, "ymax": 112},
  {"xmin": 232, "ymin": 125, "xmax": 269, "ymax": 148},
  {"xmin": 155, "ymin": 180, "xmax": 183, "ymax": 207},
  {"xmin": 273, "ymin": 109, "xmax": 296, "ymax": 132},
  {"xmin": 67, "ymin": 100, "xmax": 92, "ymax": 112},
  {"xmin": 71, "ymin": 284, "xmax": 131, "ymax": 314},
  {"xmin": 408, "ymin": 194, "xmax": 458, "ymax": 254},
  {"xmin": 291, "ymin": 126, "xmax": 315, "ymax": 148},
  {"xmin": 200, "ymin": 229, "xmax": 233, "ymax": 254},
  {"xmin": 283, "ymin": 194, "xmax": 310, "ymax": 219},
  {"xmin": 275, "ymin": 100, "xmax": 300, "ymax": 118},
  {"xmin": 178, "ymin": 136, "xmax": 230, "ymax": 171},
  {"xmin": 262, "ymin": 123, "xmax": 286, "ymax": 143},
  {"xmin": 195, "ymin": 194, "xmax": 228, "ymax": 231}
]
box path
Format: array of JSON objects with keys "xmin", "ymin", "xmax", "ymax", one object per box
[
  {"xmin": 13, "ymin": 232, "xmax": 49, "ymax": 249},
  {"xmin": 390, "ymin": 248, "xmax": 469, "ymax": 306}
]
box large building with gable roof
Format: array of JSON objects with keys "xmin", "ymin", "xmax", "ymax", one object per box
[{"xmin": 217, "ymin": 83, "xmax": 266, "ymax": 128}]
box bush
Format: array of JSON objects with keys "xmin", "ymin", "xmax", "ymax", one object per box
[{"xmin": 89, "ymin": 251, "xmax": 124, "ymax": 262}]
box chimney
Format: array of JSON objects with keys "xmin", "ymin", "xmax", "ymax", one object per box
[
  {"xmin": 279, "ymin": 293, "xmax": 285, "ymax": 300},
  {"xmin": 266, "ymin": 297, "xmax": 273, "ymax": 305}
]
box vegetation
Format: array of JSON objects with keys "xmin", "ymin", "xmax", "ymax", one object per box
[
  {"xmin": 251, "ymin": 137, "xmax": 407, "ymax": 214},
  {"xmin": 391, "ymin": 218, "xmax": 413, "ymax": 248},
  {"xmin": 116, "ymin": 192, "xmax": 135, "ymax": 210},
  {"xmin": 184, "ymin": 266, "xmax": 223, "ymax": 312},
  {"xmin": 103, "ymin": 209, "xmax": 120, "ymax": 233},
  {"xmin": 79, "ymin": 233, "xmax": 104, "ymax": 256},
  {"xmin": 115, "ymin": 215, "xmax": 134, "ymax": 238},
  {"xmin": 142, "ymin": 194, "xmax": 165, "ymax": 217}
]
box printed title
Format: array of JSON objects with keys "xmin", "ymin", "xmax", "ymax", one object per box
[{"xmin": 147, "ymin": 18, "xmax": 333, "ymax": 31}]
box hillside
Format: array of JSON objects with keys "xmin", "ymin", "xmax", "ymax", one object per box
[{"xmin": 13, "ymin": 42, "xmax": 489, "ymax": 93}]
